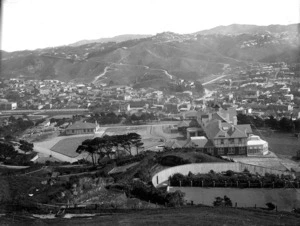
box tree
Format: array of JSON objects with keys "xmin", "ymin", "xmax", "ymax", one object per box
[
  {"xmin": 76, "ymin": 139, "xmax": 98, "ymax": 166},
  {"xmin": 19, "ymin": 140, "xmax": 33, "ymax": 153},
  {"xmin": 213, "ymin": 196, "xmax": 233, "ymax": 207},
  {"xmin": 0, "ymin": 142, "xmax": 18, "ymax": 162},
  {"xmin": 279, "ymin": 117, "xmax": 294, "ymax": 132}
]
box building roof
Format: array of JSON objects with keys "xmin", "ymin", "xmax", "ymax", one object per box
[
  {"xmin": 177, "ymin": 120, "xmax": 191, "ymax": 128},
  {"xmin": 205, "ymin": 120, "xmax": 248, "ymax": 139},
  {"xmin": 184, "ymin": 136, "xmax": 208, "ymax": 148},
  {"xmin": 66, "ymin": 122, "xmax": 97, "ymax": 130},
  {"xmin": 247, "ymin": 135, "xmax": 267, "ymax": 146}
]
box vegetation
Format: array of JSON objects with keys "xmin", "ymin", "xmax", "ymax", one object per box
[
  {"xmin": 0, "ymin": 116, "xmax": 34, "ymax": 138},
  {"xmin": 213, "ymin": 196, "xmax": 233, "ymax": 207},
  {"xmin": 237, "ymin": 114, "xmax": 300, "ymax": 133},
  {"xmin": 0, "ymin": 140, "xmax": 35, "ymax": 165},
  {"xmin": 169, "ymin": 171, "xmax": 300, "ymax": 188},
  {"xmin": 76, "ymin": 133, "xmax": 144, "ymax": 166},
  {"xmin": 127, "ymin": 180, "xmax": 185, "ymax": 207}
]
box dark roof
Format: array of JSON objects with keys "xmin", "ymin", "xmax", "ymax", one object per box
[{"xmin": 205, "ymin": 120, "xmax": 248, "ymax": 139}]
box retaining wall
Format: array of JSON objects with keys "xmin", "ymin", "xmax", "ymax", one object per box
[{"xmin": 152, "ymin": 162, "xmax": 294, "ymax": 187}]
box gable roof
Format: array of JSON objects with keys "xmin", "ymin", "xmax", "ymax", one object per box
[{"xmin": 205, "ymin": 120, "xmax": 248, "ymax": 139}]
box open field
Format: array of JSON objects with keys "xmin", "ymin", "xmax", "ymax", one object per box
[
  {"xmin": 253, "ymin": 130, "xmax": 300, "ymax": 157},
  {"xmin": 50, "ymin": 136, "xmax": 93, "ymax": 157},
  {"xmin": 1, "ymin": 206, "xmax": 300, "ymax": 225}
]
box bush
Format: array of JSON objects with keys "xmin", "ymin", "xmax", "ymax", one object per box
[{"xmin": 266, "ymin": 202, "xmax": 275, "ymax": 210}]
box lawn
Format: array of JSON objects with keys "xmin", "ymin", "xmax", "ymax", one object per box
[
  {"xmin": 253, "ymin": 130, "xmax": 300, "ymax": 157},
  {"xmin": 50, "ymin": 136, "xmax": 93, "ymax": 157}
]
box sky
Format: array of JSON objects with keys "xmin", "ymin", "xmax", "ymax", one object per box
[{"xmin": 1, "ymin": 0, "xmax": 300, "ymax": 52}]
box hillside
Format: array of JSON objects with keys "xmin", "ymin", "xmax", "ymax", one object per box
[
  {"xmin": 197, "ymin": 23, "xmax": 300, "ymax": 35},
  {"xmin": 69, "ymin": 34, "xmax": 152, "ymax": 47},
  {"xmin": 1, "ymin": 24, "xmax": 299, "ymax": 86}
]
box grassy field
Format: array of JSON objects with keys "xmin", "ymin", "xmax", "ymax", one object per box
[
  {"xmin": 50, "ymin": 136, "xmax": 93, "ymax": 157},
  {"xmin": 253, "ymin": 130, "xmax": 300, "ymax": 157},
  {"xmin": 1, "ymin": 206, "xmax": 300, "ymax": 225}
]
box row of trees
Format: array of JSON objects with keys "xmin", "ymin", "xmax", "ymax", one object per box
[
  {"xmin": 237, "ymin": 114, "xmax": 300, "ymax": 133},
  {"xmin": 169, "ymin": 171, "xmax": 299, "ymax": 188},
  {"xmin": 76, "ymin": 133, "xmax": 144, "ymax": 166}
]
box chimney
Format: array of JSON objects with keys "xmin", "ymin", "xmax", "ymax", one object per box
[{"xmin": 233, "ymin": 116, "xmax": 237, "ymax": 125}]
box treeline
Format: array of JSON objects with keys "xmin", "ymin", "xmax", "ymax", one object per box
[
  {"xmin": 237, "ymin": 114, "xmax": 300, "ymax": 133},
  {"xmin": 125, "ymin": 112, "xmax": 157, "ymax": 124},
  {"xmin": 169, "ymin": 170, "xmax": 300, "ymax": 189},
  {"xmin": 76, "ymin": 133, "xmax": 143, "ymax": 166},
  {"xmin": 87, "ymin": 112, "xmax": 124, "ymax": 125}
]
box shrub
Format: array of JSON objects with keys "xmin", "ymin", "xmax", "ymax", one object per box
[{"xmin": 266, "ymin": 202, "xmax": 275, "ymax": 210}]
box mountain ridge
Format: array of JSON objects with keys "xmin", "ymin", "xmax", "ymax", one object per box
[{"xmin": 1, "ymin": 24, "xmax": 299, "ymax": 88}]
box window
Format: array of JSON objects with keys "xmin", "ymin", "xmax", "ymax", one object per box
[
  {"xmin": 72, "ymin": 130, "xmax": 75, "ymax": 133},
  {"xmin": 207, "ymin": 147, "xmax": 214, "ymax": 155},
  {"xmin": 229, "ymin": 138, "xmax": 234, "ymax": 144},
  {"xmin": 239, "ymin": 147, "xmax": 246, "ymax": 154},
  {"xmin": 218, "ymin": 148, "xmax": 224, "ymax": 155},
  {"xmin": 220, "ymin": 139, "xmax": 224, "ymax": 145},
  {"xmin": 228, "ymin": 147, "xmax": 235, "ymax": 154},
  {"xmin": 83, "ymin": 129, "xmax": 86, "ymax": 132}
]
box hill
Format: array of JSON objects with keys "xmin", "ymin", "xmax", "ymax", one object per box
[
  {"xmin": 1, "ymin": 24, "xmax": 299, "ymax": 86},
  {"xmin": 197, "ymin": 23, "xmax": 300, "ymax": 35},
  {"xmin": 69, "ymin": 34, "xmax": 152, "ymax": 47}
]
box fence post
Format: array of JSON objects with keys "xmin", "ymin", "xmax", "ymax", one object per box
[
  {"xmin": 213, "ymin": 181, "xmax": 215, "ymax": 187},
  {"xmin": 191, "ymin": 180, "xmax": 193, "ymax": 187},
  {"xmin": 179, "ymin": 181, "xmax": 182, "ymax": 187},
  {"xmin": 202, "ymin": 180, "xmax": 204, "ymax": 187},
  {"xmin": 272, "ymin": 182, "xmax": 275, "ymax": 189},
  {"xmin": 248, "ymin": 181, "xmax": 250, "ymax": 188},
  {"xmin": 225, "ymin": 181, "xmax": 227, "ymax": 187},
  {"xmin": 260, "ymin": 181, "xmax": 263, "ymax": 188},
  {"xmin": 236, "ymin": 181, "xmax": 238, "ymax": 188},
  {"xmin": 235, "ymin": 202, "xmax": 237, "ymax": 208}
]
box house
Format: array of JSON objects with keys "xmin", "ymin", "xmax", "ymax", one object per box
[
  {"xmin": 0, "ymin": 101, "xmax": 17, "ymax": 110},
  {"xmin": 65, "ymin": 122, "xmax": 99, "ymax": 135},
  {"xmin": 203, "ymin": 120, "xmax": 249, "ymax": 156}
]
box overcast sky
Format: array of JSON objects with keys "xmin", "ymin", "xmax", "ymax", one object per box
[{"xmin": 1, "ymin": 0, "xmax": 300, "ymax": 52}]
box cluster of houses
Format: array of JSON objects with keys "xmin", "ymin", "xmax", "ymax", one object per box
[
  {"xmin": 166, "ymin": 106, "xmax": 269, "ymax": 157},
  {"xmin": 211, "ymin": 62, "xmax": 300, "ymax": 120}
]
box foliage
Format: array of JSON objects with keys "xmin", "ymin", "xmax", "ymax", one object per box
[
  {"xmin": 19, "ymin": 140, "xmax": 34, "ymax": 153},
  {"xmin": 157, "ymin": 155, "xmax": 191, "ymax": 166},
  {"xmin": 76, "ymin": 133, "xmax": 144, "ymax": 166},
  {"xmin": 128, "ymin": 180, "xmax": 185, "ymax": 207},
  {"xmin": 213, "ymin": 196, "xmax": 233, "ymax": 207},
  {"xmin": 266, "ymin": 202, "xmax": 275, "ymax": 210},
  {"xmin": 0, "ymin": 142, "xmax": 18, "ymax": 162},
  {"xmin": 0, "ymin": 116, "xmax": 34, "ymax": 137},
  {"xmin": 169, "ymin": 172, "xmax": 299, "ymax": 188}
]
